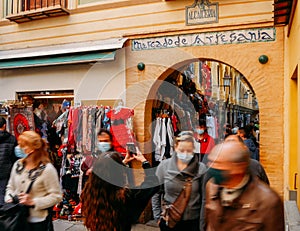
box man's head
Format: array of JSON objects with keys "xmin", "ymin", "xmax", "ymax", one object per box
[
  {"xmin": 195, "ymin": 119, "xmax": 207, "ymax": 135},
  {"xmin": 0, "ymin": 117, "xmax": 6, "ymax": 130},
  {"xmin": 207, "ymin": 140, "xmax": 250, "ymax": 188}
]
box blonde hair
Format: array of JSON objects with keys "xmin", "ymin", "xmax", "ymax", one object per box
[
  {"xmin": 18, "ymin": 131, "xmax": 50, "ymax": 165},
  {"xmin": 175, "ymin": 131, "xmax": 195, "ymax": 147}
]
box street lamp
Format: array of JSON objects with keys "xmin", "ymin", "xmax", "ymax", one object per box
[
  {"xmin": 220, "ymin": 74, "xmax": 232, "ymax": 93},
  {"xmin": 223, "ymin": 74, "xmax": 232, "ymax": 87}
]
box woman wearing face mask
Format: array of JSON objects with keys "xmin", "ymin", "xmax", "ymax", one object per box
[
  {"xmin": 155, "ymin": 131, "xmax": 206, "ymax": 231},
  {"xmin": 5, "ymin": 131, "xmax": 62, "ymax": 231},
  {"xmin": 81, "ymin": 129, "xmax": 118, "ymax": 188},
  {"xmin": 195, "ymin": 120, "xmax": 215, "ymax": 163}
]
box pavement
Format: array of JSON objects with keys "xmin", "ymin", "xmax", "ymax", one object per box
[{"xmin": 53, "ymin": 219, "xmax": 159, "ymax": 231}]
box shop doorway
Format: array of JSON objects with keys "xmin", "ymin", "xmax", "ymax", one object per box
[{"xmin": 149, "ymin": 60, "xmax": 259, "ymax": 163}]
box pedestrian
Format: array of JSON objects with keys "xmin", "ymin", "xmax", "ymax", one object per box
[
  {"xmin": 5, "ymin": 131, "xmax": 62, "ymax": 231},
  {"xmin": 231, "ymin": 123, "xmax": 239, "ymax": 134},
  {"xmin": 156, "ymin": 131, "xmax": 206, "ymax": 231},
  {"xmin": 80, "ymin": 149, "xmax": 159, "ymax": 231},
  {"xmin": 237, "ymin": 127, "xmax": 259, "ymax": 161},
  {"xmin": 80, "ymin": 128, "xmax": 117, "ymax": 188},
  {"xmin": 195, "ymin": 120, "xmax": 215, "ymax": 163},
  {"xmin": 245, "ymin": 123, "xmax": 259, "ymax": 147},
  {"xmin": 224, "ymin": 135, "xmax": 269, "ymax": 185},
  {"xmin": 204, "ymin": 140, "xmax": 284, "ymax": 231},
  {"xmin": 0, "ymin": 116, "xmax": 18, "ymax": 204}
]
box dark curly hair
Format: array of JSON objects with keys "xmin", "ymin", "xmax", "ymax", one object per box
[{"xmin": 80, "ymin": 152, "xmax": 130, "ymax": 231}]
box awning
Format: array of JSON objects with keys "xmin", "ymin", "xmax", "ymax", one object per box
[{"xmin": 0, "ymin": 38, "xmax": 127, "ymax": 69}]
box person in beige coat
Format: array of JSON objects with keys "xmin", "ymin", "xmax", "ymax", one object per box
[
  {"xmin": 204, "ymin": 140, "xmax": 284, "ymax": 231},
  {"xmin": 5, "ymin": 131, "xmax": 62, "ymax": 231}
]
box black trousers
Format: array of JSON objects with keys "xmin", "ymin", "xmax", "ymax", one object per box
[
  {"xmin": 159, "ymin": 218, "xmax": 200, "ymax": 231},
  {"xmin": 28, "ymin": 220, "xmax": 48, "ymax": 231},
  {"xmin": 28, "ymin": 217, "xmax": 53, "ymax": 231}
]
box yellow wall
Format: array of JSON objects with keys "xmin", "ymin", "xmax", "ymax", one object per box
[
  {"xmin": 286, "ymin": 1, "xmax": 300, "ymax": 205},
  {"xmin": 0, "ymin": 0, "xmax": 273, "ymax": 50}
]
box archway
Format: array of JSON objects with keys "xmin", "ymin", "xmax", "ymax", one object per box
[{"xmin": 146, "ymin": 59, "xmax": 259, "ymax": 164}]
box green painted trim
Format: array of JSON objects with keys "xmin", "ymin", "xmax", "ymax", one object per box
[{"xmin": 0, "ymin": 51, "xmax": 115, "ymax": 69}]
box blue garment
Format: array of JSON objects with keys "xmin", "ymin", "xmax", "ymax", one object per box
[{"xmin": 244, "ymin": 139, "xmax": 259, "ymax": 161}]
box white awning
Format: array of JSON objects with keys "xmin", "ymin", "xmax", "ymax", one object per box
[{"xmin": 0, "ymin": 38, "xmax": 127, "ymax": 60}]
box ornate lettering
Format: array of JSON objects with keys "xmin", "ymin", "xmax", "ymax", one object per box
[{"xmin": 131, "ymin": 28, "xmax": 276, "ymax": 51}]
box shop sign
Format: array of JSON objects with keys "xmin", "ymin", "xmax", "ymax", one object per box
[
  {"xmin": 132, "ymin": 27, "xmax": 275, "ymax": 51},
  {"xmin": 186, "ymin": 0, "xmax": 219, "ymax": 25}
]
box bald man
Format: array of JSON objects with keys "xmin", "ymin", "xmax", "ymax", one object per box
[{"xmin": 204, "ymin": 141, "xmax": 284, "ymax": 231}]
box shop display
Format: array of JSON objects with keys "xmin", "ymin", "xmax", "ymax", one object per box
[{"xmin": 10, "ymin": 105, "xmax": 35, "ymax": 139}]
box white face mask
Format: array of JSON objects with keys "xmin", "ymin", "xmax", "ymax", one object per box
[
  {"xmin": 196, "ymin": 129, "xmax": 205, "ymax": 135},
  {"xmin": 177, "ymin": 152, "xmax": 194, "ymax": 163},
  {"xmin": 97, "ymin": 142, "xmax": 111, "ymax": 152}
]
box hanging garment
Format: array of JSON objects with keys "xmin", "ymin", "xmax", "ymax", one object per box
[
  {"xmin": 171, "ymin": 114, "xmax": 179, "ymax": 134},
  {"xmin": 153, "ymin": 117, "xmax": 162, "ymax": 162},
  {"xmin": 68, "ymin": 108, "xmax": 75, "ymax": 149},
  {"xmin": 201, "ymin": 63, "xmax": 212, "ymax": 96},
  {"xmin": 108, "ymin": 107, "xmax": 135, "ymax": 155},
  {"xmin": 206, "ymin": 115, "xmax": 216, "ymax": 139},
  {"xmin": 160, "ymin": 118, "xmax": 167, "ymax": 161},
  {"xmin": 166, "ymin": 117, "xmax": 174, "ymax": 157}
]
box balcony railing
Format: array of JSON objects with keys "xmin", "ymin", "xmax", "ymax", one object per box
[{"xmin": 6, "ymin": 0, "xmax": 69, "ymax": 23}]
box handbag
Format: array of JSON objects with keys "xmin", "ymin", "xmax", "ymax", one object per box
[
  {"xmin": 161, "ymin": 177, "xmax": 193, "ymax": 228},
  {"xmin": 0, "ymin": 162, "xmax": 46, "ymax": 231}
]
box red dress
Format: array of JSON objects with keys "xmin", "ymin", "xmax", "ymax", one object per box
[{"xmin": 107, "ymin": 108, "xmax": 135, "ymax": 156}]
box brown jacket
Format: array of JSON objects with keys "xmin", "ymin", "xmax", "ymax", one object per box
[{"xmin": 205, "ymin": 176, "xmax": 284, "ymax": 231}]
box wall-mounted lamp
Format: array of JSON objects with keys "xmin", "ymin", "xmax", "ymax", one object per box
[
  {"xmin": 137, "ymin": 62, "xmax": 145, "ymax": 71},
  {"xmin": 219, "ymin": 74, "xmax": 232, "ymax": 93},
  {"xmin": 258, "ymin": 55, "xmax": 269, "ymax": 64},
  {"xmin": 223, "ymin": 74, "xmax": 232, "ymax": 87}
]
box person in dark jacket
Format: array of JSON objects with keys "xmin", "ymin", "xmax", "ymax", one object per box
[
  {"xmin": 237, "ymin": 126, "xmax": 259, "ymax": 161},
  {"xmin": 224, "ymin": 135, "xmax": 269, "ymax": 184},
  {"xmin": 204, "ymin": 140, "xmax": 284, "ymax": 231},
  {"xmin": 80, "ymin": 149, "xmax": 159, "ymax": 231},
  {"xmin": 0, "ymin": 116, "xmax": 17, "ymax": 204}
]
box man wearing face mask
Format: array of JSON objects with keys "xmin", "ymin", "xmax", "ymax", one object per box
[
  {"xmin": 195, "ymin": 120, "xmax": 215, "ymax": 163},
  {"xmin": 0, "ymin": 117, "xmax": 17, "ymax": 204},
  {"xmin": 81, "ymin": 129, "xmax": 116, "ymax": 188},
  {"xmin": 204, "ymin": 140, "xmax": 284, "ymax": 231}
]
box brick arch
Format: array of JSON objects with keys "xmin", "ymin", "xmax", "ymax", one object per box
[{"xmin": 127, "ymin": 27, "xmax": 284, "ymax": 196}]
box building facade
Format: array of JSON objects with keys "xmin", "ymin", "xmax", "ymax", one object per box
[{"xmin": 0, "ymin": 0, "xmax": 294, "ymax": 207}]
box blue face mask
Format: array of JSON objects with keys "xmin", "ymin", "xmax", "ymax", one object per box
[
  {"xmin": 196, "ymin": 129, "xmax": 205, "ymax": 135},
  {"xmin": 177, "ymin": 152, "xmax": 194, "ymax": 163},
  {"xmin": 14, "ymin": 145, "xmax": 27, "ymax": 158},
  {"xmin": 97, "ymin": 142, "xmax": 111, "ymax": 152}
]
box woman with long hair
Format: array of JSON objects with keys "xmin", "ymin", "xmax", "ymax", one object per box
[
  {"xmin": 5, "ymin": 131, "xmax": 62, "ymax": 231},
  {"xmin": 80, "ymin": 149, "xmax": 159, "ymax": 231}
]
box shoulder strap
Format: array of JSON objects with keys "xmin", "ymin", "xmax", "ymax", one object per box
[
  {"xmin": 25, "ymin": 180, "xmax": 35, "ymax": 194},
  {"xmin": 25, "ymin": 163, "xmax": 47, "ymax": 194}
]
